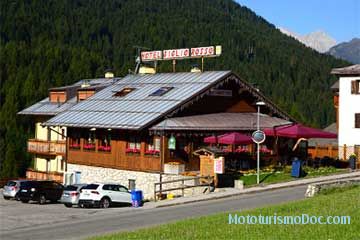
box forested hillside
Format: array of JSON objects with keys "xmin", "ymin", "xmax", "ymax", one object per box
[{"xmin": 0, "ymin": 0, "xmax": 349, "ymax": 178}]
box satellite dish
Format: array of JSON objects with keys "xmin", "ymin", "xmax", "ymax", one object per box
[{"xmin": 252, "ymin": 130, "xmax": 266, "ymax": 144}]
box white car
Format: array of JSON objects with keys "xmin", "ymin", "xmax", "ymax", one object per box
[{"xmin": 78, "ymin": 183, "xmax": 132, "ymax": 208}]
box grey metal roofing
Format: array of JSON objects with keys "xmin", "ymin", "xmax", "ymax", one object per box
[
  {"xmin": 18, "ymin": 78, "xmax": 120, "ymax": 116},
  {"xmin": 308, "ymin": 123, "xmax": 338, "ymax": 147},
  {"xmin": 331, "ymin": 64, "xmax": 360, "ymax": 75},
  {"xmin": 331, "ymin": 81, "xmax": 339, "ymax": 90},
  {"xmin": 18, "ymin": 97, "xmax": 78, "ymax": 116},
  {"xmin": 43, "ymin": 71, "xmax": 232, "ymax": 129},
  {"xmin": 150, "ymin": 113, "xmax": 292, "ymax": 131}
]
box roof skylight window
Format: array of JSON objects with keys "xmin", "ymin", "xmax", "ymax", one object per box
[
  {"xmin": 149, "ymin": 87, "xmax": 174, "ymax": 96},
  {"xmin": 113, "ymin": 88, "xmax": 135, "ymax": 97}
]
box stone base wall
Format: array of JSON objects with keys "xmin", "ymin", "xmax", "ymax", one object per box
[{"xmin": 67, "ymin": 164, "xmax": 195, "ymax": 200}]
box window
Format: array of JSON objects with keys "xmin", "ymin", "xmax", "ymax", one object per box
[
  {"xmin": 146, "ymin": 137, "xmax": 160, "ymax": 156},
  {"xmin": 113, "ymin": 87, "xmax": 135, "ymax": 97},
  {"xmin": 355, "ymin": 113, "xmax": 360, "ymax": 128},
  {"xmin": 98, "ymin": 132, "xmax": 111, "ymax": 152},
  {"xmin": 351, "ymin": 80, "xmax": 360, "ymax": 94},
  {"xmin": 149, "ymin": 87, "xmax": 174, "ymax": 96},
  {"xmin": 84, "ymin": 131, "xmax": 96, "ymax": 151},
  {"xmin": 126, "ymin": 136, "xmax": 141, "ymax": 154},
  {"xmin": 69, "ymin": 132, "xmax": 81, "ymax": 149}
]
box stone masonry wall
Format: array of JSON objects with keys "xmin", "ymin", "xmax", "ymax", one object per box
[{"xmin": 67, "ymin": 164, "xmax": 195, "ymax": 200}]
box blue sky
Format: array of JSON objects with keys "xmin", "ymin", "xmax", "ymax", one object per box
[{"xmin": 236, "ymin": 0, "xmax": 359, "ymax": 43}]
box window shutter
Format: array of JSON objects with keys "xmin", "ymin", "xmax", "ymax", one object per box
[
  {"xmin": 351, "ymin": 81, "xmax": 356, "ymax": 94},
  {"xmin": 351, "ymin": 80, "xmax": 360, "ymax": 94},
  {"xmin": 355, "ymin": 113, "xmax": 360, "ymax": 128}
]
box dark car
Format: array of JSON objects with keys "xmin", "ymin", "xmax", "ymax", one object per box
[{"xmin": 18, "ymin": 180, "xmax": 64, "ymax": 204}]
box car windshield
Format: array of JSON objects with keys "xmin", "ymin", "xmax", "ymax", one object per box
[
  {"xmin": 64, "ymin": 185, "xmax": 78, "ymax": 191},
  {"xmin": 6, "ymin": 181, "xmax": 16, "ymax": 186},
  {"xmin": 81, "ymin": 184, "xmax": 99, "ymax": 190}
]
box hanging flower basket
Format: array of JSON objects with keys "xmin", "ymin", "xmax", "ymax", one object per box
[{"xmin": 83, "ymin": 144, "xmax": 95, "ymax": 150}]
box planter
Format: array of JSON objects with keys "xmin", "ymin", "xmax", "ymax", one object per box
[
  {"xmin": 234, "ymin": 180, "xmax": 244, "ymax": 189},
  {"xmin": 164, "ymin": 163, "xmax": 185, "ymax": 175}
]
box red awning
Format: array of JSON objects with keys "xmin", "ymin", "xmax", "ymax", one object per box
[{"xmin": 264, "ymin": 124, "xmax": 337, "ymax": 139}]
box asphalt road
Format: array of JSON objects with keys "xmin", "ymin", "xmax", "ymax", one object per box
[{"xmin": 1, "ymin": 185, "xmax": 307, "ymax": 240}]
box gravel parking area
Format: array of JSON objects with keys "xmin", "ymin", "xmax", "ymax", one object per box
[{"xmin": 0, "ymin": 189, "xmax": 134, "ymax": 232}]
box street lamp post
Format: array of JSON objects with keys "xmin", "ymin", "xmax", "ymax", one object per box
[{"xmin": 256, "ymin": 101, "xmax": 265, "ymax": 185}]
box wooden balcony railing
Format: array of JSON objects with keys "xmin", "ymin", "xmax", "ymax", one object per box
[{"xmin": 27, "ymin": 139, "xmax": 66, "ymax": 156}]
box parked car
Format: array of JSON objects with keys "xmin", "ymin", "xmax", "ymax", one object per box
[
  {"xmin": 3, "ymin": 180, "xmax": 28, "ymax": 200},
  {"xmin": 60, "ymin": 184, "xmax": 87, "ymax": 208},
  {"xmin": 78, "ymin": 183, "xmax": 132, "ymax": 208},
  {"xmin": 18, "ymin": 180, "xmax": 64, "ymax": 204}
]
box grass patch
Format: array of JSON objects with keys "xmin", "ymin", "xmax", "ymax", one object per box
[
  {"xmin": 239, "ymin": 166, "xmax": 347, "ymax": 186},
  {"xmin": 90, "ymin": 186, "xmax": 359, "ymax": 240}
]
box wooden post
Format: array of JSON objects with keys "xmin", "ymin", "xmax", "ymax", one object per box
[
  {"xmin": 344, "ymin": 144, "xmax": 347, "ymax": 160},
  {"xmin": 172, "ymin": 59, "xmax": 176, "ymax": 72},
  {"xmin": 201, "ymin": 57, "xmax": 204, "ymax": 72}
]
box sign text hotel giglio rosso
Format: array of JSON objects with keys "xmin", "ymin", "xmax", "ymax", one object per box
[{"xmin": 140, "ymin": 45, "xmax": 222, "ymax": 62}]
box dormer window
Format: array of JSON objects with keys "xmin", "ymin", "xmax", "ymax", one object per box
[
  {"xmin": 149, "ymin": 87, "xmax": 174, "ymax": 96},
  {"xmin": 113, "ymin": 88, "xmax": 135, "ymax": 97}
]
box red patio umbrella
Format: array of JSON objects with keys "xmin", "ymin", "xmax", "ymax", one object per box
[
  {"xmin": 217, "ymin": 132, "xmax": 253, "ymax": 145},
  {"xmin": 203, "ymin": 133, "xmax": 227, "ymax": 144},
  {"xmin": 264, "ymin": 123, "xmax": 337, "ymax": 139}
]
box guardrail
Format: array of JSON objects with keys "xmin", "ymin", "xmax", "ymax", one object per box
[{"xmin": 154, "ymin": 175, "xmax": 214, "ymax": 201}]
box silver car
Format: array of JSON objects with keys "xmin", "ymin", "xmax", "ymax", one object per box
[
  {"xmin": 3, "ymin": 180, "xmax": 28, "ymax": 200},
  {"xmin": 60, "ymin": 184, "xmax": 87, "ymax": 207}
]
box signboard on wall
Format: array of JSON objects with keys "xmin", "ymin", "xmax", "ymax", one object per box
[
  {"xmin": 140, "ymin": 45, "xmax": 222, "ymax": 62},
  {"xmin": 214, "ymin": 157, "xmax": 224, "ymax": 174}
]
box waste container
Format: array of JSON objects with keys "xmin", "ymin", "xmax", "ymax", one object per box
[
  {"xmin": 131, "ymin": 190, "xmax": 143, "ymax": 207},
  {"xmin": 349, "ymin": 155, "xmax": 357, "ymax": 170},
  {"xmin": 291, "ymin": 158, "xmax": 302, "ymax": 178}
]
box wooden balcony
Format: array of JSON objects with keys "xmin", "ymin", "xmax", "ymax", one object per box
[{"xmin": 27, "ymin": 139, "xmax": 66, "ymax": 156}]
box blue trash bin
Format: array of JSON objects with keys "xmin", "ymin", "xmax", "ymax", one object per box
[
  {"xmin": 291, "ymin": 158, "xmax": 302, "ymax": 178},
  {"xmin": 131, "ymin": 190, "xmax": 143, "ymax": 207}
]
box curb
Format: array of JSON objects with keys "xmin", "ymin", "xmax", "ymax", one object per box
[{"xmin": 155, "ymin": 171, "xmax": 360, "ymax": 208}]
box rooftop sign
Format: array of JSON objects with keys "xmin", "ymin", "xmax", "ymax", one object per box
[{"xmin": 141, "ymin": 45, "xmax": 222, "ymax": 62}]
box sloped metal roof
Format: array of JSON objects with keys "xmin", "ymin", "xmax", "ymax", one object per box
[
  {"xmin": 18, "ymin": 97, "xmax": 78, "ymax": 116},
  {"xmin": 150, "ymin": 113, "xmax": 292, "ymax": 131},
  {"xmin": 18, "ymin": 78, "xmax": 120, "ymax": 116},
  {"xmin": 331, "ymin": 64, "xmax": 360, "ymax": 75},
  {"xmin": 43, "ymin": 71, "xmax": 232, "ymax": 129}
]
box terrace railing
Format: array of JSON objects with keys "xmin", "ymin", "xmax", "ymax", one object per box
[{"xmin": 27, "ymin": 139, "xmax": 66, "ymax": 156}]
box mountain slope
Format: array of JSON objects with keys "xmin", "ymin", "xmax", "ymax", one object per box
[
  {"xmin": 328, "ymin": 38, "xmax": 360, "ymax": 64},
  {"xmin": 0, "ymin": 0, "xmax": 349, "ymax": 178},
  {"xmin": 279, "ymin": 28, "xmax": 337, "ymax": 53}
]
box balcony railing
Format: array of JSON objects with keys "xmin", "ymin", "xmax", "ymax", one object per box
[{"xmin": 27, "ymin": 139, "xmax": 66, "ymax": 156}]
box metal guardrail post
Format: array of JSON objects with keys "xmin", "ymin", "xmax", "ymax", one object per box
[{"xmin": 182, "ymin": 179, "xmax": 184, "ymax": 197}]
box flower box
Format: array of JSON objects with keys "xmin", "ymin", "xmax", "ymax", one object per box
[
  {"xmin": 126, "ymin": 148, "xmax": 140, "ymax": 154},
  {"xmin": 69, "ymin": 144, "xmax": 81, "ymax": 149},
  {"xmin": 83, "ymin": 144, "xmax": 95, "ymax": 150},
  {"xmin": 145, "ymin": 149, "xmax": 160, "ymax": 156},
  {"xmin": 98, "ymin": 146, "xmax": 111, "ymax": 152},
  {"xmin": 164, "ymin": 163, "xmax": 185, "ymax": 175}
]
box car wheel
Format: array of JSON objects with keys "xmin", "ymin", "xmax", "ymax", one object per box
[
  {"xmin": 39, "ymin": 194, "xmax": 46, "ymax": 205},
  {"xmin": 64, "ymin": 203, "xmax": 72, "ymax": 208},
  {"xmin": 100, "ymin": 197, "xmax": 111, "ymax": 209},
  {"xmin": 21, "ymin": 200, "xmax": 29, "ymax": 203},
  {"xmin": 15, "ymin": 193, "xmax": 20, "ymax": 201},
  {"xmin": 3, "ymin": 196, "xmax": 10, "ymax": 200}
]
